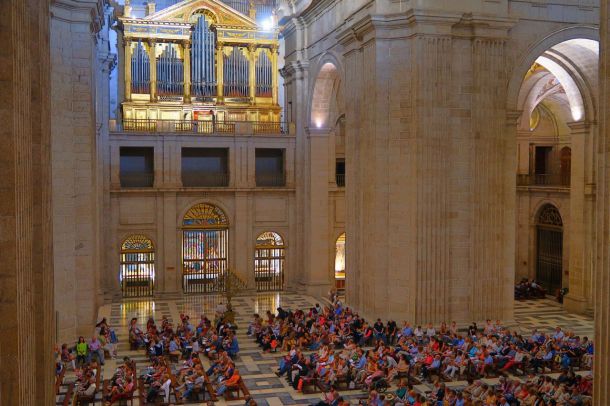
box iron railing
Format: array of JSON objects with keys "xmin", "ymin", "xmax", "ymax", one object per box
[
  {"xmin": 120, "ymin": 172, "xmax": 154, "ymax": 188},
  {"xmin": 182, "ymin": 172, "xmax": 229, "ymax": 187},
  {"xmin": 336, "ymin": 174, "xmax": 345, "ymax": 187},
  {"xmin": 113, "ymin": 119, "xmax": 288, "ymax": 136},
  {"xmin": 256, "ymin": 172, "xmax": 286, "ymax": 187},
  {"xmin": 517, "ymin": 174, "xmax": 570, "ymax": 187}
]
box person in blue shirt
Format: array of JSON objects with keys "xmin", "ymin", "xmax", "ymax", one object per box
[{"xmin": 227, "ymin": 332, "xmax": 240, "ymax": 358}]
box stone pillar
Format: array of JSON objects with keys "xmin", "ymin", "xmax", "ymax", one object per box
[
  {"xmin": 0, "ymin": 0, "xmax": 54, "ymax": 404},
  {"xmin": 339, "ymin": 16, "xmax": 514, "ymax": 324},
  {"xmin": 147, "ymin": 39, "xmax": 157, "ymax": 102},
  {"xmin": 124, "ymin": 38, "xmax": 133, "ymax": 101},
  {"xmin": 302, "ymin": 127, "xmax": 332, "ymax": 297},
  {"xmin": 271, "ymin": 46, "xmax": 279, "ymax": 105},
  {"xmin": 594, "ymin": 1, "xmax": 610, "ymax": 403},
  {"xmin": 216, "ymin": 41, "xmax": 224, "ymax": 102},
  {"xmin": 183, "ymin": 40, "xmax": 191, "ymax": 103},
  {"xmin": 249, "ymin": 45, "xmax": 257, "ymax": 104},
  {"xmin": 565, "ymin": 121, "xmax": 590, "ymax": 313},
  {"xmin": 234, "ymin": 192, "xmax": 254, "ymax": 288}
]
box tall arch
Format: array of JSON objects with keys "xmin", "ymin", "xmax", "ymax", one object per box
[
  {"xmin": 181, "ymin": 203, "xmax": 229, "ymax": 293},
  {"xmin": 334, "ymin": 233, "xmax": 346, "ymax": 291},
  {"xmin": 535, "ymin": 204, "xmax": 564, "ymax": 296},
  {"xmin": 309, "ymin": 55, "xmax": 343, "ymax": 128}
]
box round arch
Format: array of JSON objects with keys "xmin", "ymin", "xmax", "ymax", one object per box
[
  {"xmin": 534, "ymin": 203, "xmax": 565, "ymax": 296},
  {"xmin": 507, "ymin": 25, "xmax": 598, "ymax": 116},
  {"xmin": 334, "ymin": 232, "xmax": 346, "ymax": 291},
  {"xmin": 254, "ymin": 231, "xmax": 286, "ymax": 291},
  {"xmin": 181, "ymin": 202, "xmax": 229, "ymax": 293},
  {"xmin": 119, "ymin": 234, "xmax": 156, "ymax": 297},
  {"xmin": 308, "ymin": 52, "xmax": 344, "ymax": 129}
]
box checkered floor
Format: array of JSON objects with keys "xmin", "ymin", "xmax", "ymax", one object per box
[{"xmin": 56, "ymin": 293, "xmax": 594, "ymax": 405}]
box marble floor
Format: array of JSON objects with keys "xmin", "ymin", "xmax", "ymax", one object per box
[{"xmin": 56, "ymin": 293, "xmax": 594, "ymax": 405}]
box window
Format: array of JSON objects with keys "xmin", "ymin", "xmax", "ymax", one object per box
[
  {"xmin": 534, "ymin": 146, "xmax": 552, "ymax": 175},
  {"xmin": 181, "ymin": 148, "xmax": 229, "ymax": 187},
  {"xmin": 120, "ymin": 147, "xmax": 154, "ymax": 187},
  {"xmin": 256, "ymin": 148, "xmax": 285, "ymax": 186},
  {"xmin": 336, "ymin": 158, "xmax": 345, "ymax": 187}
]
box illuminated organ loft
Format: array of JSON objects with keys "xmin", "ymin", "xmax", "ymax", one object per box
[{"xmin": 118, "ymin": 0, "xmax": 280, "ymax": 127}]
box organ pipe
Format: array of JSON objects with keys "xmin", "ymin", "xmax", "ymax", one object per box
[
  {"xmin": 157, "ymin": 44, "xmax": 184, "ymax": 96},
  {"xmin": 224, "ymin": 47, "xmax": 249, "ymax": 97},
  {"xmin": 256, "ymin": 50, "xmax": 272, "ymax": 97},
  {"xmin": 131, "ymin": 40, "xmax": 150, "ymax": 94},
  {"xmin": 192, "ymin": 15, "xmax": 217, "ymax": 97}
]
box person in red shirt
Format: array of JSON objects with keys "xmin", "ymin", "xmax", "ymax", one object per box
[{"xmin": 216, "ymin": 369, "xmax": 241, "ymax": 396}]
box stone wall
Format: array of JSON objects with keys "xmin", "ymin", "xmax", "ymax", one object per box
[{"xmin": 50, "ymin": 0, "xmax": 110, "ymax": 343}]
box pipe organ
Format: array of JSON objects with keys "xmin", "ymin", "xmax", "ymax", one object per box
[{"xmin": 118, "ymin": 0, "xmax": 280, "ymax": 123}]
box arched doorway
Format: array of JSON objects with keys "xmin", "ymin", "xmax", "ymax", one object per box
[
  {"xmin": 182, "ymin": 203, "xmax": 229, "ymax": 293},
  {"xmin": 254, "ymin": 232, "xmax": 285, "ymax": 291},
  {"xmin": 334, "ymin": 233, "xmax": 346, "ymax": 291},
  {"xmin": 120, "ymin": 234, "xmax": 155, "ymax": 297},
  {"xmin": 536, "ymin": 204, "xmax": 564, "ymax": 295}
]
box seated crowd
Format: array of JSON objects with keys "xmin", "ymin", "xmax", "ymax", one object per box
[
  {"xmin": 514, "ymin": 279, "xmax": 547, "ymax": 300},
  {"xmin": 247, "ymin": 301, "xmax": 593, "ymax": 405},
  {"xmin": 131, "ymin": 302, "xmax": 245, "ymax": 403},
  {"xmin": 54, "ymin": 318, "xmax": 120, "ymax": 405}
]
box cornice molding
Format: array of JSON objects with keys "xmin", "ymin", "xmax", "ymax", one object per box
[{"xmin": 51, "ymin": 0, "xmax": 107, "ymax": 33}]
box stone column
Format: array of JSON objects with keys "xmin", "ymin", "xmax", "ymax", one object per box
[
  {"xmin": 216, "ymin": 41, "xmax": 225, "ymax": 102},
  {"xmin": 271, "ymin": 46, "xmax": 279, "ymax": 105},
  {"xmin": 183, "ymin": 40, "xmax": 191, "ymax": 103},
  {"xmin": 249, "ymin": 45, "xmax": 257, "ymax": 104},
  {"xmin": 302, "ymin": 127, "xmax": 332, "ymax": 297},
  {"xmin": 124, "ymin": 38, "xmax": 133, "ymax": 101},
  {"xmin": 339, "ymin": 16, "xmax": 514, "ymax": 324},
  {"xmin": 147, "ymin": 39, "xmax": 157, "ymax": 101},
  {"xmin": 594, "ymin": 1, "xmax": 610, "ymax": 403},
  {"xmin": 565, "ymin": 121, "xmax": 590, "ymax": 313},
  {"xmin": 0, "ymin": 0, "xmax": 54, "ymax": 404}
]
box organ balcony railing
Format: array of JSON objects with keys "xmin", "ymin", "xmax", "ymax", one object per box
[
  {"xmin": 111, "ymin": 119, "xmax": 289, "ymax": 136},
  {"xmin": 516, "ymin": 174, "xmax": 571, "ymax": 188}
]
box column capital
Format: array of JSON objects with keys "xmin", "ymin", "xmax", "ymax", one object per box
[
  {"xmin": 182, "ymin": 40, "xmax": 192, "ymax": 49},
  {"xmin": 247, "ymin": 43, "xmax": 257, "ymax": 53},
  {"xmin": 567, "ymin": 120, "xmax": 593, "ymax": 134},
  {"xmin": 146, "ymin": 38, "xmax": 156, "ymax": 47}
]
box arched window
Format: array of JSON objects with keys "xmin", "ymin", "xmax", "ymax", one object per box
[
  {"xmin": 120, "ymin": 234, "xmax": 155, "ymax": 297},
  {"xmin": 335, "ymin": 233, "xmax": 346, "ymax": 291},
  {"xmin": 536, "ymin": 204, "xmax": 563, "ymax": 295},
  {"xmin": 254, "ymin": 232, "xmax": 285, "ymax": 291},
  {"xmin": 182, "ymin": 203, "xmax": 229, "ymax": 293}
]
